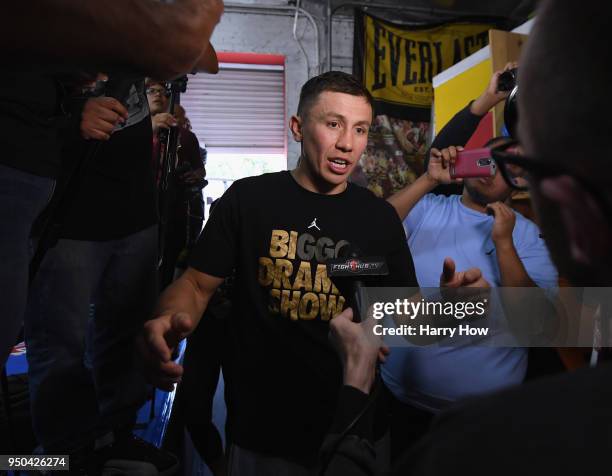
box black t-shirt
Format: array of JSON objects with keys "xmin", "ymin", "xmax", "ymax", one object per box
[
  {"xmin": 0, "ymin": 73, "xmax": 65, "ymax": 177},
  {"xmin": 189, "ymin": 171, "xmax": 417, "ymax": 465},
  {"xmin": 58, "ymin": 81, "xmax": 157, "ymax": 240}
]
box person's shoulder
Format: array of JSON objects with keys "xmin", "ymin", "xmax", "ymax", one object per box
[
  {"xmin": 348, "ymin": 183, "xmax": 394, "ymax": 209},
  {"xmin": 346, "ymin": 182, "xmax": 380, "ymax": 201},
  {"xmin": 427, "ymin": 192, "xmax": 454, "ymax": 207},
  {"xmin": 228, "ymin": 171, "xmax": 289, "ymax": 196},
  {"xmin": 346, "ymin": 184, "xmax": 405, "ymax": 227},
  {"xmin": 410, "ymin": 192, "xmax": 453, "ymax": 216},
  {"xmin": 180, "ymin": 128, "xmax": 198, "ymax": 143},
  {"xmin": 214, "ymin": 173, "xmax": 283, "ymax": 211},
  {"xmin": 512, "ymin": 209, "xmax": 544, "ymax": 243},
  {"xmin": 513, "ymin": 209, "xmax": 538, "ymax": 229}
]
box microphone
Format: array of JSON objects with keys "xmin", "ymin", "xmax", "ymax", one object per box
[{"xmin": 326, "ymin": 246, "xmax": 388, "ymax": 323}]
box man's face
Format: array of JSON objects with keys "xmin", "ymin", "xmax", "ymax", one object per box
[
  {"xmin": 147, "ymin": 83, "xmax": 169, "ymax": 115},
  {"xmin": 294, "ymin": 91, "xmax": 372, "ymax": 190},
  {"xmin": 463, "ymin": 168, "xmax": 512, "ymax": 206},
  {"xmin": 518, "ymin": 19, "xmax": 612, "ymax": 285},
  {"xmin": 518, "ymin": 99, "xmax": 592, "ymax": 283}
]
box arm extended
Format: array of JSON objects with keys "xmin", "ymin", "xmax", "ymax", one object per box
[
  {"xmin": 3, "ymin": 0, "xmax": 223, "ymax": 78},
  {"xmin": 142, "ymin": 267, "xmax": 224, "ymax": 390}
]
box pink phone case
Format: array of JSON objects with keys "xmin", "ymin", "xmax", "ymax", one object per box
[{"xmin": 450, "ymin": 148, "xmax": 496, "ymax": 179}]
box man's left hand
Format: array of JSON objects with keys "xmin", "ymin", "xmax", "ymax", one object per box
[{"xmin": 487, "ymin": 201, "xmax": 516, "ymax": 248}]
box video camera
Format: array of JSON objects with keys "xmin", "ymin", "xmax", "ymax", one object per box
[{"xmin": 497, "ymin": 68, "xmax": 518, "ymax": 92}]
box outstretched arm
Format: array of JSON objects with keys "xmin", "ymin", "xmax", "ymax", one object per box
[
  {"xmin": 3, "ymin": 0, "xmax": 223, "ymax": 78},
  {"xmin": 141, "ymin": 268, "xmax": 224, "ymax": 390},
  {"xmin": 387, "ymin": 146, "xmax": 463, "ymax": 221},
  {"xmin": 431, "ymin": 62, "xmax": 516, "ymax": 151}
]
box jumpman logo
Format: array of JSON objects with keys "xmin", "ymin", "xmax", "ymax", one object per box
[{"xmin": 308, "ymin": 218, "xmax": 321, "ymax": 231}]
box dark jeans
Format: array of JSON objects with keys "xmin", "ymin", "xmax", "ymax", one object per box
[
  {"xmin": 25, "ymin": 225, "xmax": 158, "ymax": 452},
  {"xmin": 159, "ymin": 221, "xmax": 186, "ymax": 291},
  {"xmin": 0, "ymin": 164, "xmax": 54, "ymax": 369}
]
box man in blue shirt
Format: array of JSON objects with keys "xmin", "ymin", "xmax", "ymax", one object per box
[{"xmin": 383, "ymin": 139, "xmax": 557, "ymax": 442}]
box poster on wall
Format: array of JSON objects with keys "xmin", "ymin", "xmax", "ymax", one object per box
[
  {"xmin": 350, "ymin": 115, "xmax": 429, "ymax": 198},
  {"xmin": 351, "ymin": 10, "xmax": 494, "ymax": 198}
]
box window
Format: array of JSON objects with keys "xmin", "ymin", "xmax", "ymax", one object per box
[{"xmin": 181, "ymin": 52, "xmax": 287, "ymax": 219}]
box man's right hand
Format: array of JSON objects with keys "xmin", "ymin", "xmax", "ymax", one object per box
[
  {"xmin": 471, "ymin": 62, "xmax": 518, "ymax": 116},
  {"xmin": 80, "ymin": 97, "xmax": 129, "ymax": 141},
  {"xmin": 140, "ymin": 312, "xmax": 195, "ymax": 391},
  {"xmin": 440, "ymin": 258, "xmax": 491, "ymax": 319},
  {"xmin": 427, "ymin": 146, "xmax": 464, "ymax": 185},
  {"xmin": 152, "ymin": 113, "xmax": 178, "ymax": 134},
  {"xmin": 440, "ymin": 257, "xmax": 490, "ymax": 288}
]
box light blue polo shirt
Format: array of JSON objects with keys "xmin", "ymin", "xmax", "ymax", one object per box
[{"xmin": 381, "ymin": 193, "xmax": 558, "ymax": 412}]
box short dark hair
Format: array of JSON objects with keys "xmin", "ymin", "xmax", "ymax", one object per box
[
  {"xmin": 145, "ymin": 78, "xmax": 165, "ymax": 88},
  {"xmin": 297, "ymin": 71, "xmax": 374, "ymax": 119}
]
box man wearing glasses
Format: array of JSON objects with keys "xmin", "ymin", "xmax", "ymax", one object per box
[
  {"xmin": 322, "ymin": 0, "xmax": 612, "ymax": 473},
  {"xmin": 379, "ymin": 98, "xmax": 557, "ymax": 450},
  {"xmin": 146, "ymin": 79, "xmax": 206, "ymax": 289}
]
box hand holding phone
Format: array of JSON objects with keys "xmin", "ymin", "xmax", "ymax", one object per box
[
  {"xmin": 450, "ymin": 148, "xmax": 496, "ymax": 179},
  {"xmin": 428, "ymin": 146, "xmax": 464, "ymax": 185}
]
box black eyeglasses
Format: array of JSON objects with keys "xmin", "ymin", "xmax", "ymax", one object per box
[
  {"xmin": 146, "ymin": 87, "xmax": 170, "ymax": 97},
  {"xmin": 490, "ymin": 139, "xmax": 612, "ymax": 221}
]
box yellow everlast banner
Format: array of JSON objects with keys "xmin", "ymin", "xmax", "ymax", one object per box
[{"xmin": 354, "ymin": 10, "xmax": 493, "ymax": 121}]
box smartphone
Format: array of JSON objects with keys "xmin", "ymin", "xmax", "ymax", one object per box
[{"xmin": 450, "ymin": 148, "xmax": 496, "ymax": 179}]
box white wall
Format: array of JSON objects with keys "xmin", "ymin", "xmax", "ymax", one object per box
[{"xmin": 331, "ymin": 15, "xmax": 355, "ymax": 73}]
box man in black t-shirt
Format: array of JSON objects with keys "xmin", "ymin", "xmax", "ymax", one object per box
[{"xmin": 142, "ymin": 71, "xmax": 419, "ymax": 473}]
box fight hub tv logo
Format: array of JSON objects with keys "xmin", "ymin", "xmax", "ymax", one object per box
[{"xmin": 329, "ymin": 259, "xmax": 383, "ymax": 273}]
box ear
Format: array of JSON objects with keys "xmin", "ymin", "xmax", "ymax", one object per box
[
  {"xmin": 290, "ymin": 115, "xmax": 303, "ymax": 142},
  {"xmin": 539, "ymin": 175, "xmax": 612, "ymax": 266}
]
